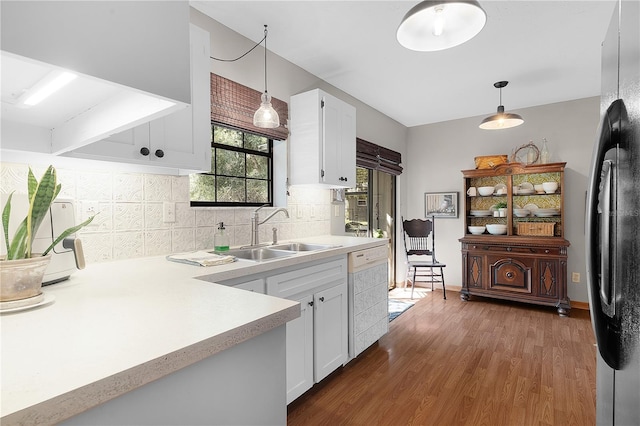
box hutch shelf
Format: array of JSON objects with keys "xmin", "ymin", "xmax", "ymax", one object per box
[{"xmin": 459, "ymin": 162, "xmax": 571, "ymax": 316}]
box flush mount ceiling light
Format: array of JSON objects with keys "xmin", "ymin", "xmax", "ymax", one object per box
[
  {"xmin": 253, "ymin": 25, "xmax": 280, "ymax": 128},
  {"xmin": 479, "ymin": 81, "xmax": 524, "ymax": 130},
  {"xmin": 397, "ymin": 0, "xmax": 487, "ymax": 51}
]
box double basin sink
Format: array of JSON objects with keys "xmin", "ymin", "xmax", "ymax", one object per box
[{"xmin": 214, "ymin": 242, "xmax": 339, "ymax": 262}]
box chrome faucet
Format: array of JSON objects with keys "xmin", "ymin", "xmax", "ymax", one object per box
[{"xmin": 251, "ymin": 205, "xmax": 290, "ymax": 246}]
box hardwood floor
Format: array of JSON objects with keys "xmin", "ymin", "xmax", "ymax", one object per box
[{"xmin": 287, "ymin": 289, "xmax": 596, "ymax": 426}]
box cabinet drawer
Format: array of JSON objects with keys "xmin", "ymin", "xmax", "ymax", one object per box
[
  {"xmin": 467, "ymin": 244, "xmax": 562, "ymax": 256},
  {"xmin": 267, "ymin": 257, "xmax": 347, "ymax": 299}
]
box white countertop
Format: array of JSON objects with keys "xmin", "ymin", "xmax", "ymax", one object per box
[{"xmin": 0, "ymin": 235, "xmax": 386, "ymax": 424}]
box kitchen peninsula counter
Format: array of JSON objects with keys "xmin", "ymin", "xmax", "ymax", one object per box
[{"xmin": 0, "ymin": 236, "xmax": 385, "ymax": 425}]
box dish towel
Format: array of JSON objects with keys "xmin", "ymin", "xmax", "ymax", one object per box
[{"xmin": 166, "ymin": 251, "xmax": 236, "ymax": 267}]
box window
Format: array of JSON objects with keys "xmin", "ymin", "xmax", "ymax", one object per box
[{"xmin": 190, "ymin": 124, "xmax": 273, "ymax": 206}]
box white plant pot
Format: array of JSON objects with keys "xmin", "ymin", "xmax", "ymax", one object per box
[{"xmin": 0, "ymin": 254, "xmax": 52, "ymax": 302}]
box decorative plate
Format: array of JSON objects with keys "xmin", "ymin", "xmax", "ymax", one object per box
[{"xmin": 523, "ymin": 203, "xmax": 539, "ymax": 212}]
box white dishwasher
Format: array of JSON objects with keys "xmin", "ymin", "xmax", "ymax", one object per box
[{"xmin": 347, "ymin": 245, "xmax": 389, "ymax": 360}]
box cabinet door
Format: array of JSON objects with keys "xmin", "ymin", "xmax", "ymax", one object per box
[
  {"xmin": 321, "ymin": 93, "xmax": 356, "ymax": 186},
  {"xmin": 65, "ymin": 25, "xmax": 211, "ymax": 172},
  {"xmin": 314, "ymin": 284, "xmax": 348, "ymax": 382},
  {"xmin": 286, "ymin": 294, "xmax": 314, "ymax": 404},
  {"xmin": 487, "ymin": 255, "xmax": 534, "ymax": 295}
]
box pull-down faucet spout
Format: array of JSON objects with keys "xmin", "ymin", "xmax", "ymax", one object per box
[{"xmin": 251, "ymin": 206, "xmax": 289, "ymax": 246}]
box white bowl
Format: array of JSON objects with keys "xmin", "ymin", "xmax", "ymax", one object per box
[
  {"xmin": 486, "ymin": 224, "xmax": 508, "ymax": 235},
  {"xmin": 513, "ymin": 209, "xmax": 530, "ymax": 217},
  {"xmin": 468, "ymin": 226, "xmax": 486, "ymax": 235},
  {"xmin": 534, "ymin": 184, "xmax": 545, "ymax": 193},
  {"xmin": 542, "ymin": 182, "xmax": 558, "ymax": 193},
  {"xmin": 478, "ymin": 186, "xmax": 495, "ymax": 196}
]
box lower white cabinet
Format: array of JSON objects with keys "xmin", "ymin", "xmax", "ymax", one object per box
[{"xmin": 266, "ymin": 256, "xmax": 348, "ymax": 404}]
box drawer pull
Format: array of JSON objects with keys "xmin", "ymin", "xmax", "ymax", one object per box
[
  {"xmin": 506, "ymin": 272, "xmax": 514, "ymax": 279},
  {"xmin": 545, "ymin": 249, "xmax": 550, "ymax": 254},
  {"xmin": 506, "ymin": 247, "xmax": 512, "ymax": 252},
  {"xmin": 319, "ymin": 297, "xmax": 325, "ymax": 302}
]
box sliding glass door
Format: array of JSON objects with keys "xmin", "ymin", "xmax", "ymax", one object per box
[{"xmin": 345, "ymin": 167, "xmax": 396, "ymax": 288}]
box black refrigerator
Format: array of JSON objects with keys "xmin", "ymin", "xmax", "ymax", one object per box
[{"xmin": 586, "ymin": 0, "xmax": 640, "ymax": 425}]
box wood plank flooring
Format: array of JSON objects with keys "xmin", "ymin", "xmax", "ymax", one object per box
[{"xmin": 287, "ymin": 290, "xmax": 596, "ymax": 426}]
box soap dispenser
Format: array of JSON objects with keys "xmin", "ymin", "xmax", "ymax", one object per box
[{"xmin": 214, "ymin": 222, "xmax": 230, "ymax": 252}]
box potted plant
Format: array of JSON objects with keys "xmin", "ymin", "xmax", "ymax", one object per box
[
  {"xmin": 1, "ymin": 165, "xmax": 95, "ymax": 302},
  {"xmin": 495, "ymin": 201, "xmax": 508, "ymax": 217}
]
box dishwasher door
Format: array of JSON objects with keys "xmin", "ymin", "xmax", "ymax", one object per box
[{"xmin": 347, "ymin": 245, "xmax": 389, "ymax": 360}]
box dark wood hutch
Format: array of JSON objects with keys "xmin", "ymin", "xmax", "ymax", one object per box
[{"xmin": 459, "ymin": 162, "xmax": 571, "ymax": 316}]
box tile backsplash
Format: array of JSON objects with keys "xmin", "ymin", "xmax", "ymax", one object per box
[{"xmin": 0, "ymin": 162, "xmax": 331, "ymax": 264}]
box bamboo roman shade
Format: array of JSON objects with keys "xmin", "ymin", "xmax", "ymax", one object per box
[
  {"xmin": 210, "ymin": 73, "xmax": 289, "ymax": 141},
  {"xmin": 356, "ymin": 138, "xmax": 403, "ymax": 175}
]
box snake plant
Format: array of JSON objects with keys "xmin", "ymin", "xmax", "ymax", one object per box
[{"xmin": 2, "ymin": 165, "xmax": 95, "ymax": 260}]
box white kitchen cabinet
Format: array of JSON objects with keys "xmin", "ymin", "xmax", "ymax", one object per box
[
  {"xmin": 285, "ymin": 294, "xmax": 314, "ymax": 403},
  {"xmin": 266, "ymin": 256, "xmax": 348, "ymax": 403},
  {"xmin": 66, "ymin": 25, "xmax": 211, "ymax": 173},
  {"xmin": 289, "ymin": 89, "xmax": 356, "ymax": 187}
]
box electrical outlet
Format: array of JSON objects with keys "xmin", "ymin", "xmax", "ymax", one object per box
[
  {"xmin": 572, "ymin": 272, "xmax": 580, "ymax": 283},
  {"xmin": 163, "ymin": 202, "xmax": 176, "ymax": 223}
]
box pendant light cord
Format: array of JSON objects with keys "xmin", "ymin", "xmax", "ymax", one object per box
[
  {"xmin": 263, "ymin": 25, "xmax": 268, "ymax": 94},
  {"xmin": 210, "ymin": 27, "xmax": 267, "ymax": 62}
]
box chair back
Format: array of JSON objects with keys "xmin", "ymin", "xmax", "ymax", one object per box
[{"xmin": 402, "ymin": 217, "xmax": 436, "ymax": 258}]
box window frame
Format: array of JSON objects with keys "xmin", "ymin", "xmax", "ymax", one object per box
[{"xmin": 190, "ymin": 123, "xmax": 274, "ymax": 207}]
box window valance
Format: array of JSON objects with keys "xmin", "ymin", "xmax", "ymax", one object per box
[
  {"xmin": 210, "ymin": 73, "xmax": 289, "ymax": 141},
  {"xmin": 356, "ymin": 138, "xmax": 403, "ymax": 175}
]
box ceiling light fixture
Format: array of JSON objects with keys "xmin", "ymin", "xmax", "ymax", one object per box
[
  {"xmin": 19, "ymin": 70, "xmax": 77, "ymax": 107},
  {"xmin": 479, "ymin": 81, "xmax": 524, "ymax": 130},
  {"xmin": 396, "ymin": 0, "xmax": 487, "ymax": 52},
  {"xmin": 253, "ymin": 25, "xmax": 280, "ymax": 128}
]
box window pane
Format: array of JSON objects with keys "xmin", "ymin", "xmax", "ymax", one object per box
[
  {"xmin": 190, "ymin": 174, "xmax": 216, "ymax": 202},
  {"xmin": 216, "ymin": 148, "xmax": 245, "ymax": 177},
  {"xmin": 214, "ymin": 126, "xmax": 243, "ymax": 148},
  {"xmin": 247, "ymin": 179, "xmax": 268, "ymax": 203},
  {"xmin": 217, "ymin": 176, "xmax": 246, "ymax": 202},
  {"xmin": 245, "ymin": 133, "xmax": 269, "ymax": 152},
  {"xmin": 246, "ymin": 154, "xmax": 268, "ymax": 178}
]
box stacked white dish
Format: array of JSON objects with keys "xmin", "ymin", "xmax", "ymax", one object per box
[
  {"xmin": 468, "ymin": 226, "xmax": 486, "ymax": 235},
  {"xmin": 513, "ymin": 208, "xmax": 530, "ymax": 217},
  {"xmin": 478, "ymin": 186, "xmax": 494, "ymax": 196},
  {"xmin": 518, "ymin": 182, "xmax": 535, "ymax": 195},
  {"xmin": 534, "ymin": 208, "xmax": 560, "ymax": 217},
  {"xmin": 486, "ymin": 224, "xmax": 508, "ymax": 235},
  {"xmin": 470, "ymin": 210, "xmax": 492, "ymax": 216}
]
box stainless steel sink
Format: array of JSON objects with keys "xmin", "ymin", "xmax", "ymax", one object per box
[
  {"xmin": 222, "ymin": 247, "xmax": 296, "ymax": 262},
  {"xmin": 269, "ymin": 242, "xmax": 338, "ymax": 252}
]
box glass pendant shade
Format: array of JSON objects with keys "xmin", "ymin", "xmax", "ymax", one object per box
[
  {"xmin": 479, "ymin": 106, "xmax": 524, "ymax": 130},
  {"xmin": 253, "ymin": 92, "xmax": 280, "ymax": 128},
  {"xmin": 397, "ymin": 0, "xmax": 486, "ymax": 51}
]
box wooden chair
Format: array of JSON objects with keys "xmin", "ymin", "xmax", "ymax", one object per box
[{"xmin": 402, "ymin": 216, "xmax": 446, "ymax": 300}]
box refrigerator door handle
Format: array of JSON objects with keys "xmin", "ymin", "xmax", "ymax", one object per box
[{"xmin": 599, "ymin": 159, "xmax": 615, "ymax": 314}]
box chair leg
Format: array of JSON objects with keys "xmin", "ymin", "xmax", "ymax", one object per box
[
  {"xmin": 441, "ymin": 267, "xmax": 446, "ymax": 300},
  {"xmin": 430, "ymin": 266, "xmax": 435, "ymax": 291},
  {"xmin": 411, "ymin": 267, "xmax": 417, "ymax": 300}
]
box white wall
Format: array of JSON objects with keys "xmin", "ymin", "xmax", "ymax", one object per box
[{"xmin": 403, "ymin": 96, "xmax": 600, "ymax": 303}]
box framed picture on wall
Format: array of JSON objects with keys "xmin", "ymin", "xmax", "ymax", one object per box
[{"xmin": 424, "ymin": 192, "xmax": 458, "ymax": 218}]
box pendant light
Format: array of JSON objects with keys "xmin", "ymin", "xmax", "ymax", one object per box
[
  {"xmin": 397, "ymin": 0, "xmax": 486, "ymax": 52},
  {"xmin": 479, "ymin": 81, "xmax": 524, "ymax": 130},
  {"xmin": 253, "ymin": 25, "xmax": 280, "ymax": 129}
]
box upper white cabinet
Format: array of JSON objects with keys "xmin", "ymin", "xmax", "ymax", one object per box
[
  {"xmin": 289, "ymin": 89, "xmax": 356, "ymax": 187},
  {"xmin": 0, "ymin": 1, "xmax": 191, "ymax": 154},
  {"xmin": 65, "ymin": 25, "xmax": 212, "ymax": 173}
]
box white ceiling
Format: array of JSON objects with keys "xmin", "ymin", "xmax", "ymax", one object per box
[{"xmin": 191, "ymin": 1, "xmax": 616, "ymax": 128}]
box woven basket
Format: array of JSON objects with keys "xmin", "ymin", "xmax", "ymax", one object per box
[
  {"xmin": 517, "ymin": 222, "xmax": 555, "ymax": 236},
  {"xmin": 474, "ymin": 155, "xmax": 508, "ymax": 169}
]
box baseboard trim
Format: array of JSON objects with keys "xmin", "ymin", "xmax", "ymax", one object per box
[{"xmin": 397, "ymin": 282, "xmax": 590, "ymax": 310}]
